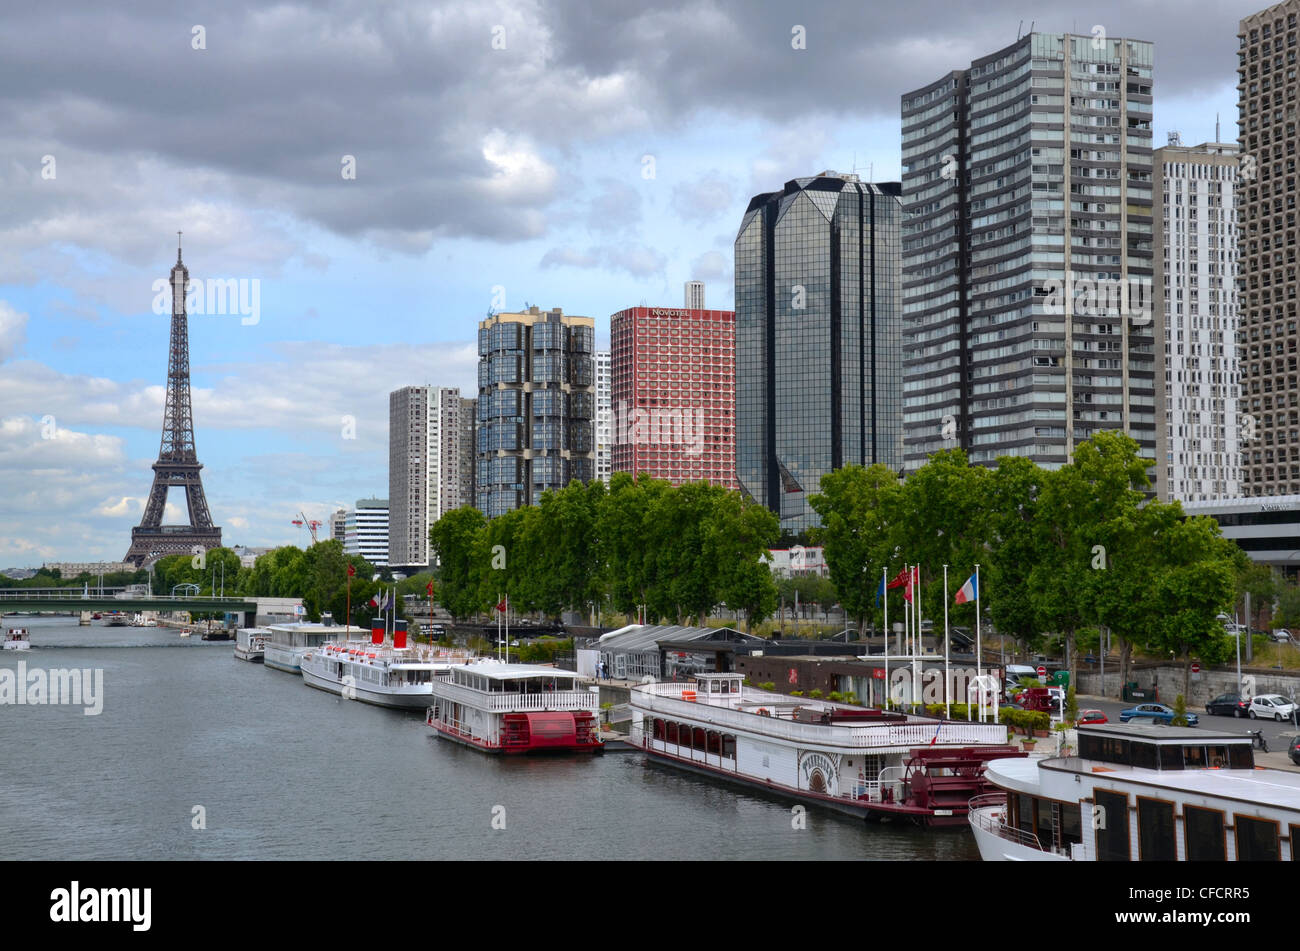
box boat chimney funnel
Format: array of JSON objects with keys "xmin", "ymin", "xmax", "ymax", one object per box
[
  {"xmin": 393, "ymin": 619, "xmax": 408, "ymax": 650},
  {"xmin": 371, "ymin": 618, "xmax": 385, "ymax": 645}
]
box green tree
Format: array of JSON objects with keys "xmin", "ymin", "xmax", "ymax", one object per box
[
  {"xmin": 1144, "ymin": 512, "xmax": 1239, "ymax": 701},
  {"xmin": 1034, "ymin": 432, "xmax": 1151, "ymax": 687},
  {"xmin": 712, "ymin": 494, "xmax": 779, "ymax": 633},
  {"xmin": 810, "ymin": 463, "xmax": 904, "ymax": 638},
  {"xmin": 428, "ymin": 506, "xmax": 488, "ymax": 620},
  {"xmin": 983, "ymin": 456, "xmax": 1046, "ymax": 655}
]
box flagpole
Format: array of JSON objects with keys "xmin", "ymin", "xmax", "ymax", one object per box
[
  {"xmin": 975, "ymin": 563, "xmax": 983, "ymax": 723},
  {"xmin": 912, "ymin": 564, "xmax": 920, "ymax": 714},
  {"xmin": 497, "ymin": 592, "xmax": 502, "ymax": 661},
  {"xmin": 882, "ymin": 567, "xmax": 889, "ymax": 711},
  {"xmin": 505, "ymin": 593, "xmax": 509, "ymax": 664},
  {"xmin": 943, "ymin": 563, "xmax": 950, "ymax": 720}
]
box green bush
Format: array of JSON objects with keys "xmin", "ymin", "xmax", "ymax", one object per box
[
  {"xmin": 828, "ymin": 690, "xmax": 844, "ymax": 703},
  {"xmin": 1172, "ymin": 693, "xmax": 1189, "ymax": 727},
  {"xmin": 809, "ymin": 688, "xmax": 824, "ymax": 700},
  {"xmin": 759, "ymin": 682, "xmax": 776, "ymax": 692},
  {"xmin": 790, "ymin": 690, "xmax": 804, "ymax": 697}
]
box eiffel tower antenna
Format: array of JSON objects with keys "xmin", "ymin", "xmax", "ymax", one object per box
[{"xmin": 124, "ymin": 239, "xmax": 221, "ymax": 566}]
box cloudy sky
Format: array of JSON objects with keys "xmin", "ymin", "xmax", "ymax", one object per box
[{"xmin": 0, "ymin": 0, "xmax": 1265, "ymax": 564}]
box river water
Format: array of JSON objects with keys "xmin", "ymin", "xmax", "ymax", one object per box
[{"xmin": 1, "ymin": 616, "xmax": 978, "ymax": 860}]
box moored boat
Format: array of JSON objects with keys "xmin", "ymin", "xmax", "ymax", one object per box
[
  {"xmin": 426, "ymin": 662, "xmax": 603, "ymax": 754},
  {"xmin": 629, "ymin": 672, "xmax": 1022, "ymax": 826},
  {"xmin": 263, "ymin": 617, "xmax": 344, "ymax": 673},
  {"xmin": 301, "ymin": 619, "xmax": 472, "ymax": 709},
  {"xmin": 233, "ymin": 627, "xmax": 270, "ymax": 663},
  {"xmin": 2, "ymin": 628, "xmax": 31, "ymax": 651},
  {"xmin": 968, "ymin": 723, "xmax": 1300, "ymax": 860}
]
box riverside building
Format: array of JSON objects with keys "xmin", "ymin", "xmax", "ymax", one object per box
[
  {"xmin": 735, "ymin": 171, "xmax": 903, "ymax": 529},
  {"xmin": 901, "ymin": 33, "xmax": 1156, "ymax": 474},
  {"xmin": 1238, "ymin": 0, "xmax": 1300, "ymax": 494},
  {"xmin": 388, "ymin": 386, "xmax": 464, "ymax": 570},
  {"xmin": 609, "ymin": 300, "xmax": 736, "ymax": 488},
  {"xmin": 1154, "ymin": 135, "xmax": 1242, "ymax": 502},
  {"xmin": 476, "ymin": 306, "xmax": 596, "ymax": 516}
]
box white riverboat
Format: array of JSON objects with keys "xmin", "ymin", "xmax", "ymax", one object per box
[
  {"xmin": 263, "ymin": 619, "xmax": 347, "ymax": 673},
  {"xmin": 301, "ymin": 638, "xmax": 472, "ymax": 709},
  {"xmin": 233, "ymin": 627, "xmax": 270, "ymax": 663},
  {"xmin": 629, "ymin": 673, "xmax": 1022, "ymax": 826},
  {"xmin": 969, "ymin": 723, "xmax": 1300, "ymax": 860},
  {"xmin": 3, "ymin": 628, "xmax": 31, "ymax": 651},
  {"xmin": 426, "ymin": 662, "xmax": 604, "ymax": 754}
]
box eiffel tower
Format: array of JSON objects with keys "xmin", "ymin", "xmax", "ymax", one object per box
[{"xmin": 124, "ymin": 235, "xmax": 222, "ymax": 567}]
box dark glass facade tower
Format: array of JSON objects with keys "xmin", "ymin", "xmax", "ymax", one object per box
[
  {"xmin": 902, "ymin": 34, "xmax": 1156, "ymax": 474},
  {"xmin": 734, "ymin": 172, "xmax": 903, "ymax": 530},
  {"xmin": 476, "ymin": 307, "xmax": 595, "ymax": 516}
]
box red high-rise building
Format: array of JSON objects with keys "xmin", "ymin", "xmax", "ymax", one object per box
[{"xmin": 610, "ymin": 305, "xmax": 736, "ymax": 488}]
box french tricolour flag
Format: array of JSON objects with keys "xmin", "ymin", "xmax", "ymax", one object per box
[{"xmin": 954, "ymin": 573, "xmax": 977, "ymax": 605}]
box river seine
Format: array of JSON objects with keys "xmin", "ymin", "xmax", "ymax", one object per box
[{"xmin": 1, "ymin": 617, "xmax": 978, "ymax": 860}]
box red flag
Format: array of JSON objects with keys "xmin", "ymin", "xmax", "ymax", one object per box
[
  {"xmin": 903, "ymin": 567, "xmax": 915, "ymax": 604},
  {"xmin": 427, "ymin": 580, "xmax": 434, "ymax": 596},
  {"xmin": 346, "ymin": 564, "xmax": 355, "ymax": 578},
  {"xmin": 886, "ymin": 569, "xmax": 908, "ymax": 590},
  {"xmin": 495, "ymin": 598, "xmax": 507, "ymax": 613}
]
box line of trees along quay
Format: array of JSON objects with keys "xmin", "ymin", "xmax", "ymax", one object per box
[
  {"xmin": 153, "ymin": 541, "xmax": 392, "ymax": 629},
  {"xmin": 810, "ymin": 432, "xmax": 1244, "ymax": 700},
  {"xmin": 429, "ymin": 473, "xmax": 780, "ymax": 631}
]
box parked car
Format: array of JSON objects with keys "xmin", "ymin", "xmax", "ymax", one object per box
[
  {"xmin": 1077, "ymin": 709, "xmax": 1108, "ymax": 725},
  {"xmin": 1248, "ymin": 694, "xmax": 1299, "ymax": 721},
  {"xmin": 1290, "ymin": 734, "xmax": 1300, "ymax": 766},
  {"xmin": 1119, "ymin": 702, "xmax": 1199, "ymax": 726},
  {"xmin": 1270, "ymin": 629, "xmax": 1292, "ymax": 643},
  {"xmin": 1205, "ymin": 693, "xmax": 1250, "ymax": 718}
]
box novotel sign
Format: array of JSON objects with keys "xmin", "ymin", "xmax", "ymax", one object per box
[{"xmin": 649, "ymin": 309, "xmax": 691, "ymax": 317}]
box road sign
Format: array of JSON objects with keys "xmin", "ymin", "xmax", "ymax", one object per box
[
  {"xmin": 1037, "ymin": 665, "xmax": 1046, "ymax": 678},
  {"xmin": 1191, "ymin": 662, "xmax": 1201, "ymax": 674},
  {"xmin": 1085, "ymin": 654, "xmax": 1096, "ymax": 665}
]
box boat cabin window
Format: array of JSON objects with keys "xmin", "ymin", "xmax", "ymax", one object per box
[
  {"xmin": 695, "ymin": 674, "xmax": 742, "ymax": 695},
  {"xmin": 1079, "ymin": 733, "xmax": 1254, "ymax": 771},
  {"xmin": 1184, "ymin": 806, "xmax": 1227, "ymax": 861},
  {"xmin": 1235, "ymin": 816, "xmax": 1281, "ymax": 861},
  {"xmin": 1094, "ymin": 789, "xmax": 1131, "ymax": 861},
  {"xmin": 1137, "ymin": 797, "xmax": 1177, "ymax": 861}
]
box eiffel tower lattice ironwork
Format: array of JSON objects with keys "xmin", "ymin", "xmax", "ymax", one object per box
[{"xmin": 124, "ymin": 235, "xmax": 221, "ymax": 566}]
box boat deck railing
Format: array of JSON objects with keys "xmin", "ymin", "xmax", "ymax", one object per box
[
  {"xmin": 632, "ymin": 682, "xmax": 1007, "ymax": 750},
  {"xmin": 967, "ymin": 793, "xmax": 1050, "ymax": 852},
  {"xmin": 431, "ymin": 678, "xmax": 597, "ymax": 713}
]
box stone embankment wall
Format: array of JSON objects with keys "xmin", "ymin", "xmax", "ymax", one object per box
[{"xmin": 1076, "ymin": 665, "xmax": 1300, "ymax": 705}]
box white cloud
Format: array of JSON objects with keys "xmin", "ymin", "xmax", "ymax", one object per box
[
  {"xmin": 0, "ymin": 301, "xmax": 28, "ymax": 362},
  {"xmin": 672, "ymin": 173, "xmax": 735, "ymax": 225},
  {"xmin": 93, "ymin": 496, "xmax": 143, "ymax": 518}
]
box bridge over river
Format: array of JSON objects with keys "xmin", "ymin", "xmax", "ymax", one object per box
[{"xmin": 0, "ymin": 588, "xmax": 258, "ymax": 625}]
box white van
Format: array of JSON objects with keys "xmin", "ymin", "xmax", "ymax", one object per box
[{"xmin": 1004, "ymin": 664, "xmax": 1040, "ymax": 699}]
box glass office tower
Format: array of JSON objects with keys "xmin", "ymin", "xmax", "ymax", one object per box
[{"xmin": 734, "ymin": 171, "xmax": 903, "ymax": 530}]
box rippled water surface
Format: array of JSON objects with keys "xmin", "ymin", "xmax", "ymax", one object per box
[{"xmin": 0, "ymin": 617, "xmax": 979, "ymax": 860}]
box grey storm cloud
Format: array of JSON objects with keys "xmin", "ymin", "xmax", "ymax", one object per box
[{"xmin": 0, "ymin": 0, "xmax": 1266, "ymax": 264}]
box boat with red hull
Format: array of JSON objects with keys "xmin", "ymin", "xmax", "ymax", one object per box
[
  {"xmin": 630, "ymin": 673, "xmax": 1023, "ymax": 826},
  {"xmin": 426, "ymin": 662, "xmax": 603, "ymax": 755}
]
